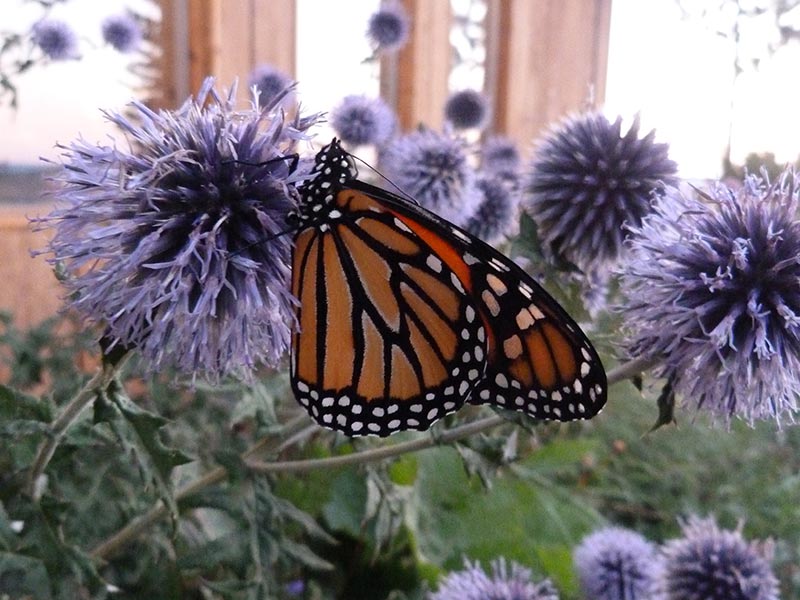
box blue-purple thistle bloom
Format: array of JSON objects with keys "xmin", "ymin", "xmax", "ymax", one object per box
[
  {"xmin": 574, "ymin": 526, "xmax": 661, "ymax": 600},
  {"xmin": 248, "ymin": 64, "xmax": 295, "ymax": 110},
  {"xmin": 481, "ymin": 136, "xmax": 522, "ymax": 182},
  {"xmin": 36, "ymin": 79, "xmax": 318, "ymax": 379},
  {"xmin": 655, "ymin": 517, "xmax": 778, "ymax": 600},
  {"xmin": 380, "ymin": 129, "xmax": 480, "ymax": 225},
  {"xmin": 525, "ymin": 113, "xmax": 677, "ymax": 273},
  {"xmin": 429, "ymin": 558, "xmax": 559, "ymax": 600},
  {"xmin": 620, "ymin": 171, "xmax": 800, "ymax": 424},
  {"xmin": 330, "ymin": 94, "xmax": 396, "ymax": 147},
  {"xmin": 31, "ymin": 19, "xmax": 78, "ymax": 60},
  {"xmin": 101, "ymin": 13, "xmax": 143, "ymax": 53},
  {"xmin": 445, "ymin": 89, "xmax": 490, "ymax": 130},
  {"xmin": 464, "ymin": 176, "xmax": 519, "ymax": 244},
  {"xmin": 367, "ymin": 1, "xmax": 411, "ymax": 53}
]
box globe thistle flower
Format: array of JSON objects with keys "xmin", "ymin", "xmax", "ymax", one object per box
[
  {"xmin": 655, "ymin": 517, "xmax": 778, "ymax": 600},
  {"xmin": 525, "ymin": 113, "xmax": 677, "ymax": 273},
  {"xmin": 464, "ymin": 176, "xmax": 519, "ymax": 244},
  {"xmin": 429, "ymin": 557, "xmax": 559, "ymax": 600},
  {"xmin": 574, "ymin": 526, "xmax": 661, "ymax": 600},
  {"xmin": 31, "ymin": 19, "xmax": 78, "ymax": 60},
  {"xmin": 367, "ymin": 1, "xmax": 410, "ymax": 53},
  {"xmin": 620, "ymin": 171, "xmax": 800, "ymax": 425},
  {"xmin": 35, "ymin": 79, "xmax": 318, "ymax": 379},
  {"xmin": 380, "ymin": 129, "xmax": 480, "ymax": 225},
  {"xmin": 101, "ymin": 13, "xmax": 143, "ymax": 53},
  {"xmin": 248, "ymin": 64, "xmax": 294, "ymax": 110},
  {"xmin": 445, "ymin": 89, "xmax": 490, "ymax": 130},
  {"xmin": 330, "ymin": 94, "xmax": 396, "ymax": 147},
  {"xmin": 481, "ymin": 136, "xmax": 522, "ymax": 182}
]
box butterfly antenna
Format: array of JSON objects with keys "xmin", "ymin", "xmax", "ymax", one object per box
[{"xmin": 350, "ymin": 154, "xmax": 419, "ymax": 206}]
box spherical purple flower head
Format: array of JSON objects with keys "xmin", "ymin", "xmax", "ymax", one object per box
[
  {"xmin": 620, "ymin": 171, "xmax": 800, "ymax": 424},
  {"xmin": 445, "ymin": 89, "xmax": 491, "ymax": 130},
  {"xmin": 574, "ymin": 526, "xmax": 660, "ymax": 600},
  {"xmin": 481, "ymin": 136, "xmax": 522, "ymax": 182},
  {"xmin": 525, "ymin": 113, "xmax": 677, "ymax": 273},
  {"xmin": 101, "ymin": 13, "xmax": 143, "ymax": 53},
  {"xmin": 367, "ymin": 1, "xmax": 410, "ymax": 53},
  {"xmin": 429, "ymin": 557, "xmax": 559, "ymax": 600},
  {"xmin": 35, "ymin": 78, "xmax": 318, "ymax": 379},
  {"xmin": 464, "ymin": 175, "xmax": 519, "ymax": 244},
  {"xmin": 248, "ymin": 64, "xmax": 295, "ymax": 111},
  {"xmin": 330, "ymin": 94, "xmax": 396, "ymax": 147},
  {"xmin": 31, "ymin": 19, "xmax": 78, "ymax": 60},
  {"xmin": 655, "ymin": 516, "xmax": 778, "ymax": 600},
  {"xmin": 380, "ymin": 128, "xmax": 480, "ymax": 225}
]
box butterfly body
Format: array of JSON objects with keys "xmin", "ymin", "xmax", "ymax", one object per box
[{"xmin": 290, "ymin": 139, "xmax": 606, "ymax": 436}]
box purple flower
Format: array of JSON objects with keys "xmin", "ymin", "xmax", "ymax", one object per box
[
  {"xmin": 464, "ymin": 176, "xmax": 519, "ymax": 244},
  {"xmin": 445, "ymin": 89, "xmax": 490, "ymax": 130},
  {"xmin": 655, "ymin": 517, "xmax": 778, "ymax": 600},
  {"xmin": 574, "ymin": 526, "xmax": 661, "ymax": 600},
  {"xmin": 31, "ymin": 19, "xmax": 77, "ymax": 60},
  {"xmin": 620, "ymin": 171, "xmax": 800, "ymax": 425},
  {"xmin": 248, "ymin": 64, "xmax": 294, "ymax": 110},
  {"xmin": 35, "ymin": 79, "xmax": 318, "ymax": 379},
  {"xmin": 330, "ymin": 94, "xmax": 396, "ymax": 147},
  {"xmin": 429, "ymin": 557, "xmax": 559, "ymax": 600},
  {"xmin": 101, "ymin": 13, "xmax": 143, "ymax": 53},
  {"xmin": 380, "ymin": 129, "xmax": 480, "ymax": 225},
  {"xmin": 525, "ymin": 113, "xmax": 677, "ymax": 273},
  {"xmin": 481, "ymin": 136, "xmax": 522, "ymax": 182},
  {"xmin": 367, "ymin": 2, "xmax": 410, "ymax": 53}
]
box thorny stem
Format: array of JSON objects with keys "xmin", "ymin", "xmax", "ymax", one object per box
[
  {"xmin": 89, "ymin": 358, "xmax": 649, "ymax": 561},
  {"xmin": 27, "ymin": 354, "xmax": 131, "ymax": 498}
]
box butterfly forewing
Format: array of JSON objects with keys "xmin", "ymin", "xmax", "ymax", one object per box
[{"xmin": 291, "ymin": 182, "xmax": 486, "ymax": 437}]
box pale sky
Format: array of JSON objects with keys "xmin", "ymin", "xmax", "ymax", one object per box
[{"xmin": 1, "ymin": 0, "xmax": 798, "ymax": 180}]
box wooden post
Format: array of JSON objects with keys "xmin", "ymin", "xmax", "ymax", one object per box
[
  {"xmin": 157, "ymin": 0, "xmax": 296, "ymax": 103},
  {"xmin": 383, "ymin": 0, "xmax": 452, "ymax": 131},
  {"xmin": 487, "ymin": 0, "xmax": 612, "ymax": 147}
]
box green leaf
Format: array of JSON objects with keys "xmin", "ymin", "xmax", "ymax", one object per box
[
  {"xmin": 408, "ymin": 446, "xmax": 602, "ymax": 590},
  {"xmin": 0, "ymin": 551, "xmax": 52, "ymax": 599},
  {"xmin": 93, "ymin": 384, "xmax": 192, "ymax": 529},
  {"xmin": 0, "ymin": 384, "xmax": 53, "ymax": 422},
  {"xmin": 323, "ymin": 469, "xmax": 367, "ymax": 537}
]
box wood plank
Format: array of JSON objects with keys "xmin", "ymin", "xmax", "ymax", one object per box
[
  {"xmin": 253, "ymin": 0, "xmax": 296, "ymax": 76},
  {"xmin": 488, "ymin": 0, "xmax": 612, "ymax": 147},
  {"xmin": 388, "ymin": 0, "xmax": 452, "ymax": 131}
]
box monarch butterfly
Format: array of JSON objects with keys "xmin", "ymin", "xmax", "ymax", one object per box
[{"xmin": 289, "ymin": 139, "xmax": 606, "ymax": 437}]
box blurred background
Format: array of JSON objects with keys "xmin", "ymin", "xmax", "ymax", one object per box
[{"xmin": 2, "ymin": 0, "xmax": 799, "ymax": 326}]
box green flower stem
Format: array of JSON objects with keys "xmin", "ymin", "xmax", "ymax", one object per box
[
  {"xmin": 246, "ymin": 357, "xmax": 654, "ymax": 475},
  {"xmin": 90, "ymin": 358, "xmax": 650, "ymax": 561},
  {"xmin": 27, "ymin": 354, "xmax": 130, "ymax": 498},
  {"xmin": 90, "ymin": 413, "xmax": 310, "ymax": 561}
]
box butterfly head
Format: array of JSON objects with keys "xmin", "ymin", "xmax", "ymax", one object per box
[{"xmin": 288, "ymin": 139, "xmax": 357, "ymax": 229}]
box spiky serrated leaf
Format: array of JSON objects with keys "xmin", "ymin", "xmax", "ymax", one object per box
[
  {"xmin": 281, "ymin": 538, "xmax": 334, "ymax": 571},
  {"xmin": 0, "ymin": 384, "xmax": 53, "ymax": 423},
  {"xmin": 93, "ymin": 384, "xmax": 191, "ymax": 531},
  {"xmin": 0, "ymin": 551, "xmax": 53, "ymax": 599}
]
